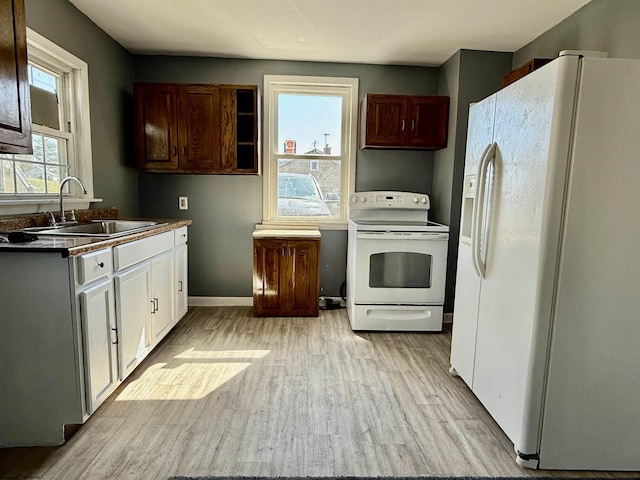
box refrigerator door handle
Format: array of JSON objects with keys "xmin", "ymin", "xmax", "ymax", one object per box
[
  {"xmin": 471, "ymin": 142, "xmax": 495, "ymax": 278},
  {"xmin": 473, "ymin": 142, "xmax": 497, "ymax": 278},
  {"xmin": 470, "ymin": 143, "xmax": 490, "ymax": 277}
]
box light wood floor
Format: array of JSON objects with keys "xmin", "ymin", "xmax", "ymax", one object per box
[{"xmin": 1, "ymin": 306, "xmax": 637, "ymax": 479}]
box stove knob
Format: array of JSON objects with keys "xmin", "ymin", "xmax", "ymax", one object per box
[
  {"xmin": 351, "ymin": 196, "xmax": 358, "ymax": 203},
  {"xmin": 421, "ymin": 196, "xmax": 428, "ymax": 204},
  {"xmin": 360, "ymin": 195, "xmax": 367, "ymax": 203},
  {"xmin": 412, "ymin": 196, "xmax": 419, "ymax": 204}
]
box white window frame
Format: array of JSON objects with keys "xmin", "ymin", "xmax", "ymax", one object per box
[
  {"xmin": 262, "ymin": 75, "xmax": 358, "ymax": 229},
  {"xmin": 0, "ymin": 28, "xmax": 99, "ymax": 215}
]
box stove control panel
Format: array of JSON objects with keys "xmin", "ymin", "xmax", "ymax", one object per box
[{"xmin": 349, "ymin": 191, "xmax": 430, "ymax": 210}]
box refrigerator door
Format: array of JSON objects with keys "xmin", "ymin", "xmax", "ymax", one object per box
[
  {"xmin": 538, "ymin": 58, "xmax": 640, "ymax": 470},
  {"xmin": 450, "ymin": 94, "xmax": 496, "ymax": 386},
  {"xmin": 470, "ymin": 57, "xmax": 579, "ymax": 444}
]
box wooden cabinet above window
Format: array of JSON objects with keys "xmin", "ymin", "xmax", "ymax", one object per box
[
  {"xmin": 0, "ymin": 0, "xmax": 32, "ymax": 154},
  {"xmin": 359, "ymin": 94, "xmax": 449, "ymax": 150},
  {"xmin": 134, "ymin": 83, "xmax": 259, "ymax": 174}
]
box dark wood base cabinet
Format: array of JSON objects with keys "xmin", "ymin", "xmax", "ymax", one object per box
[{"xmin": 253, "ymin": 236, "xmax": 320, "ymax": 317}]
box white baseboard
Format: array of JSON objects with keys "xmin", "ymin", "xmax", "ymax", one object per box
[
  {"xmin": 188, "ymin": 296, "xmax": 253, "ymax": 307},
  {"xmin": 444, "ymin": 313, "xmax": 453, "ymax": 324}
]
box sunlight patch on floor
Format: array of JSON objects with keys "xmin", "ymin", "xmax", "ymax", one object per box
[{"xmin": 114, "ymin": 349, "xmax": 271, "ymax": 401}]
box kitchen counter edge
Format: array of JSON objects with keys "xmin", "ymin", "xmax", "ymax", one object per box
[{"xmin": 0, "ymin": 219, "xmax": 192, "ymax": 257}]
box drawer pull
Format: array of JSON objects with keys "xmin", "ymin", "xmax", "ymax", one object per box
[
  {"xmin": 178, "ymin": 280, "xmax": 183, "ymax": 292},
  {"xmin": 98, "ymin": 262, "xmax": 105, "ymax": 268}
]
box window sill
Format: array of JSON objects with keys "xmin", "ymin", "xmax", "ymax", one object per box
[{"xmin": 0, "ymin": 197, "xmax": 103, "ymax": 216}]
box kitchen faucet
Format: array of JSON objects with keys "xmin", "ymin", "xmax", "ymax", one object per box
[{"xmin": 56, "ymin": 176, "xmax": 88, "ymax": 225}]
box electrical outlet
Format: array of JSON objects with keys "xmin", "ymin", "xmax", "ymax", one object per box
[{"xmin": 179, "ymin": 196, "xmax": 188, "ymax": 210}]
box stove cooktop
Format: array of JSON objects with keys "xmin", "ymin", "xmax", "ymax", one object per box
[{"xmin": 349, "ymin": 219, "xmax": 449, "ymax": 232}]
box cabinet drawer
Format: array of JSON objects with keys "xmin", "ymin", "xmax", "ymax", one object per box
[
  {"xmin": 113, "ymin": 231, "xmax": 173, "ymax": 271},
  {"xmin": 174, "ymin": 226, "xmax": 188, "ymax": 246},
  {"xmin": 77, "ymin": 248, "xmax": 113, "ymax": 285}
]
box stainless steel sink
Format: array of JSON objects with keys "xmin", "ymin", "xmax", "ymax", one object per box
[{"xmin": 20, "ymin": 220, "xmax": 167, "ymax": 238}]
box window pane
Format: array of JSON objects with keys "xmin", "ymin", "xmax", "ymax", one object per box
[
  {"xmin": 28, "ymin": 64, "xmax": 57, "ymax": 93},
  {"xmin": 32, "ymin": 133, "xmax": 44, "ymax": 162},
  {"xmin": 45, "ymin": 165, "xmax": 67, "ymax": 193},
  {"xmin": 277, "ymin": 158, "xmax": 341, "ymax": 218},
  {"xmin": 44, "ymin": 136, "xmax": 66, "ymax": 165},
  {"xmin": 15, "ymin": 162, "xmax": 45, "ymax": 194},
  {"xmin": 277, "ymin": 93, "xmax": 342, "ymax": 155},
  {"xmin": 0, "ymin": 159, "xmax": 15, "ymax": 193}
]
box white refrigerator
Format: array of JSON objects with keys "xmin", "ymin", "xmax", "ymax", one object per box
[{"xmin": 450, "ymin": 53, "xmax": 640, "ymax": 470}]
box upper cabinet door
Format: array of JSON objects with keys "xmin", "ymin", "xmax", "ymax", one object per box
[
  {"xmin": 134, "ymin": 83, "xmax": 179, "ymax": 171},
  {"xmin": 361, "ymin": 94, "xmax": 408, "ymax": 146},
  {"xmin": 407, "ymin": 96, "xmax": 449, "ymax": 149},
  {"xmin": 178, "ymin": 84, "xmax": 221, "ymax": 172},
  {"xmin": 0, "ymin": 0, "xmax": 32, "ymax": 154}
]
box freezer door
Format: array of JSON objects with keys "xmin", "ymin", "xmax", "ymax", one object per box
[
  {"xmin": 538, "ymin": 57, "xmax": 640, "ymax": 470},
  {"xmin": 470, "ymin": 57, "xmax": 578, "ymax": 444},
  {"xmin": 450, "ymin": 94, "xmax": 496, "ymax": 385}
]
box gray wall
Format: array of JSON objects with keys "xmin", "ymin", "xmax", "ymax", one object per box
[
  {"xmin": 437, "ymin": 0, "xmax": 640, "ymax": 314},
  {"xmin": 25, "ymin": 0, "xmax": 138, "ymax": 216},
  {"xmin": 135, "ymin": 57, "xmax": 439, "ymax": 298},
  {"xmin": 433, "ymin": 50, "xmax": 512, "ymax": 312},
  {"xmin": 514, "ymin": 0, "xmax": 640, "ymax": 65}
]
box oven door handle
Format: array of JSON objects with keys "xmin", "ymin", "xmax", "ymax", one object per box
[{"xmin": 356, "ymin": 232, "xmax": 448, "ymax": 240}]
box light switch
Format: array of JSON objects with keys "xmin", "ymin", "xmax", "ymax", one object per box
[{"xmin": 179, "ymin": 196, "xmax": 188, "ymax": 210}]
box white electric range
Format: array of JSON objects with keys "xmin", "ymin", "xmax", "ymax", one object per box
[{"xmin": 346, "ymin": 191, "xmax": 449, "ymax": 331}]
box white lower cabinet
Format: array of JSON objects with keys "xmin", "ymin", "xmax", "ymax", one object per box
[
  {"xmin": 175, "ymin": 229, "xmax": 188, "ymax": 319},
  {"xmin": 115, "ymin": 261, "xmax": 153, "ymax": 380},
  {"xmin": 151, "ymin": 249, "xmax": 175, "ymax": 344},
  {"xmin": 0, "ymin": 226, "xmax": 188, "ymax": 447},
  {"xmin": 79, "ymin": 278, "xmax": 118, "ymax": 414}
]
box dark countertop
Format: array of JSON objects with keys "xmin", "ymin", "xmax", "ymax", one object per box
[{"xmin": 0, "ymin": 208, "xmax": 191, "ymax": 257}]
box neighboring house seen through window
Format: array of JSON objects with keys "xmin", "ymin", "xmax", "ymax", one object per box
[{"xmin": 262, "ymin": 75, "xmax": 358, "ymax": 227}]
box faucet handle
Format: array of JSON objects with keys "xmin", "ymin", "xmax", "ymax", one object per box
[
  {"xmin": 47, "ymin": 212, "xmax": 56, "ymax": 226},
  {"xmin": 69, "ymin": 209, "xmax": 77, "ymax": 222}
]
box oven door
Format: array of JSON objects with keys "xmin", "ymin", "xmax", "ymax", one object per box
[{"xmin": 352, "ymin": 231, "xmax": 448, "ymax": 304}]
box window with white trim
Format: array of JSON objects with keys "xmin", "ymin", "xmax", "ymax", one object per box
[
  {"xmin": 0, "ymin": 29, "xmax": 96, "ymax": 214},
  {"xmin": 262, "ymin": 75, "xmax": 358, "ymax": 227}
]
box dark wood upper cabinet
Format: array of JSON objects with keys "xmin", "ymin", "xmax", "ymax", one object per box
[
  {"xmin": 0, "ymin": 0, "xmax": 32, "ymax": 154},
  {"xmin": 360, "ymin": 94, "xmax": 449, "ymax": 150},
  {"xmin": 134, "ymin": 82, "xmax": 258, "ymax": 174}
]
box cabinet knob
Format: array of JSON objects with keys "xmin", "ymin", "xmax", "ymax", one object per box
[{"xmin": 98, "ymin": 262, "xmax": 104, "ymax": 268}]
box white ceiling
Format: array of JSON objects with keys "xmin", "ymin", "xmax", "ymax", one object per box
[{"xmin": 68, "ymin": 0, "xmax": 591, "ymax": 67}]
